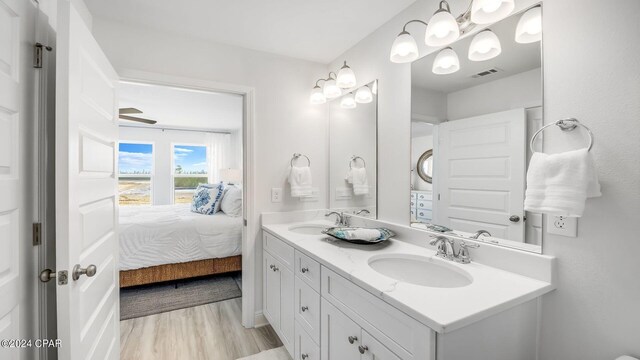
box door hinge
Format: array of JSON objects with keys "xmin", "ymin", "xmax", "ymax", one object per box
[
  {"xmin": 438, "ymin": 193, "xmax": 441, "ymax": 200},
  {"xmin": 33, "ymin": 42, "xmax": 52, "ymax": 69},
  {"xmin": 243, "ymin": 219, "xmax": 247, "ymax": 226},
  {"xmin": 32, "ymin": 223, "xmax": 41, "ymax": 246}
]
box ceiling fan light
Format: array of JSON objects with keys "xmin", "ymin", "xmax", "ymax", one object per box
[
  {"xmin": 323, "ymin": 78, "xmax": 342, "ymax": 99},
  {"xmin": 355, "ymin": 86, "xmax": 373, "ymax": 104},
  {"xmin": 425, "ymin": 2, "xmax": 460, "ymax": 47},
  {"xmin": 310, "ymin": 85, "xmax": 326, "ymax": 104},
  {"xmin": 515, "ymin": 6, "xmax": 542, "ymax": 43},
  {"xmin": 468, "ymin": 29, "xmax": 502, "ymax": 61},
  {"xmin": 432, "ymin": 47, "xmax": 460, "ymax": 75},
  {"xmin": 336, "ymin": 61, "xmax": 357, "ymax": 88},
  {"xmin": 340, "ymin": 93, "xmax": 357, "ymax": 109},
  {"xmin": 471, "ymin": 0, "xmax": 514, "ymax": 24},
  {"xmin": 390, "ymin": 31, "xmax": 420, "ymax": 63}
]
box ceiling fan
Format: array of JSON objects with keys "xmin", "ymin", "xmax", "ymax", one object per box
[{"xmin": 119, "ymin": 108, "xmax": 157, "ymax": 124}]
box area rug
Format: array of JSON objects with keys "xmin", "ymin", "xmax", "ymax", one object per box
[
  {"xmin": 237, "ymin": 347, "xmax": 291, "ymax": 360},
  {"xmin": 120, "ymin": 272, "xmax": 242, "ymax": 320}
]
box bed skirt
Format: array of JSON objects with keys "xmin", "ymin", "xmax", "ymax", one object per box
[{"xmin": 119, "ymin": 255, "xmax": 242, "ymax": 288}]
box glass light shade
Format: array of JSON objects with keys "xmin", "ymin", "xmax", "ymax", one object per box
[
  {"xmin": 323, "ymin": 78, "xmax": 342, "ymax": 99},
  {"xmin": 432, "ymin": 47, "xmax": 460, "ymax": 75},
  {"xmin": 355, "ymin": 86, "xmax": 373, "ymax": 104},
  {"xmin": 468, "ymin": 29, "xmax": 502, "ymax": 61},
  {"xmin": 425, "ymin": 10, "xmax": 460, "ymax": 47},
  {"xmin": 372, "ymin": 80, "xmax": 378, "ymax": 95},
  {"xmin": 389, "ymin": 32, "xmax": 419, "ymax": 63},
  {"xmin": 336, "ymin": 63, "xmax": 357, "ymax": 88},
  {"xmin": 515, "ymin": 7, "xmax": 542, "ymax": 43},
  {"xmin": 340, "ymin": 93, "xmax": 357, "ymax": 109},
  {"xmin": 310, "ymin": 86, "xmax": 326, "ymax": 104},
  {"xmin": 471, "ymin": 0, "xmax": 514, "ymax": 24}
]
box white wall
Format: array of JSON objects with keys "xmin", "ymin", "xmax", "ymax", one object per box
[
  {"xmin": 91, "ymin": 19, "xmax": 329, "ymax": 321},
  {"xmin": 330, "ymin": 0, "xmax": 640, "ymax": 358},
  {"xmin": 411, "ymin": 86, "xmax": 447, "ymax": 123}
]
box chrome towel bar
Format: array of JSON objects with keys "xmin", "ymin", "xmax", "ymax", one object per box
[
  {"xmin": 291, "ymin": 153, "xmax": 311, "ymax": 167},
  {"xmin": 529, "ymin": 118, "xmax": 594, "ymax": 153}
]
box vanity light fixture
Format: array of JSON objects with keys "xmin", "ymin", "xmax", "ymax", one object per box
[
  {"xmin": 310, "ymin": 84, "xmax": 327, "ymax": 104},
  {"xmin": 468, "ymin": 29, "xmax": 502, "ymax": 61},
  {"xmin": 340, "ymin": 92, "xmax": 357, "ymax": 109},
  {"xmin": 323, "ymin": 76, "xmax": 342, "ymax": 99},
  {"xmin": 515, "ymin": 6, "xmax": 542, "ymax": 43},
  {"xmin": 432, "ymin": 47, "xmax": 460, "ymax": 75},
  {"xmin": 389, "ymin": 29, "xmax": 421, "ymax": 63},
  {"xmin": 425, "ymin": 1, "xmax": 460, "ymax": 47},
  {"xmin": 336, "ymin": 61, "xmax": 357, "ymax": 88},
  {"xmin": 355, "ymin": 85, "xmax": 373, "ymax": 104},
  {"xmin": 371, "ymin": 80, "xmax": 378, "ymax": 95},
  {"xmin": 470, "ymin": 0, "xmax": 514, "ymax": 24}
]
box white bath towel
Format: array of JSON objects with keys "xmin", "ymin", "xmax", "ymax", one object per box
[
  {"xmin": 345, "ymin": 167, "xmax": 369, "ymax": 195},
  {"xmin": 288, "ymin": 166, "xmax": 313, "ymax": 197},
  {"xmin": 524, "ymin": 148, "xmax": 601, "ymax": 217}
]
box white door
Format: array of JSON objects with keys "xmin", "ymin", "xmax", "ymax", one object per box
[
  {"xmin": 0, "ymin": 0, "xmax": 23, "ymax": 358},
  {"xmin": 263, "ymin": 252, "xmax": 281, "ymax": 328},
  {"xmin": 361, "ymin": 330, "xmax": 402, "ymax": 360},
  {"xmin": 437, "ymin": 108, "xmax": 526, "ymax": 241},
  {"xmin": 321, "ymin": 299, "xmax": 361, "ymax": 360},
  {"xmin": 279, "ymin": 264, "xmax": 294, "ymax": 354},
  {"xmin": 55, "ymin": 1, "xmax": 120, "ymax": 359}
]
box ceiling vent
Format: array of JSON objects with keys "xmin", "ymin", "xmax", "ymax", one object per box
[{"xmin": 472, "ymin": 68, "xmax": 502, "ymax": 78}]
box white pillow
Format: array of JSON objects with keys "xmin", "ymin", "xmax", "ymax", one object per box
[{"xmin": 221, "ymin": 186, "xmax": 243, "ymax": 217}]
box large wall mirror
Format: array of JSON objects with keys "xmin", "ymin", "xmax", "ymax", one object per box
[
  {"xmin": 329, "ymin": 80, "xmax": 378, "ymax": 217},
  {"xmin": 410, "ymin": 5, "xmax": 543, "ymax": 253}
]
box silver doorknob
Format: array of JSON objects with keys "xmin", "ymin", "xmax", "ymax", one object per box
[
  {"xmin": 72, "ymin": 264, "xmax": 97, "ymax": 281},
  {"xmin": 39, "ymin": 269, "xmax": 56, "ymax": 283},
  {"xmin": 358, "ymin": 345, "xmax": 368, "ymax": 354},
  {"xmin": 509, "ymin": 215, "xmax": 521, "ymax": 223}
]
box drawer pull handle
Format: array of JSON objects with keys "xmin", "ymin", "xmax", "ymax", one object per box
[
  {"xmin": 301, "ymin": 354, "xmax": 309, "ymax": 359},
  {"xmin": 301, "ymin": 267, "xmax": 309, "ymax": 273},
  {"xmin": 272, "ymin": 266, "xmax": 279, "ymax": 272},
  {"xmin": 348, "ymin": 336, "xmax": 358, "ymax": 344},
  {"xmin": 358, "ymin": 345, "xmax": 368, "ymax": 354},
  {"xmin": 301, "ymin": 306, "xmax": 309, "ymax": 312},
  {"xmin": 269, "ymin": 264, "xmax": 275, "ymax": 269}
]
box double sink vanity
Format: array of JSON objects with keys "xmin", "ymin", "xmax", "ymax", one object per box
[{"xmin": 261, "ymin": 211, "xmax": 555, "ymax": 360}]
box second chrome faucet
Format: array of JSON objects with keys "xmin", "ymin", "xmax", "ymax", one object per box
[{"xmin": 429, "ymin": 236, "xmax": 480, "ymax": 264}]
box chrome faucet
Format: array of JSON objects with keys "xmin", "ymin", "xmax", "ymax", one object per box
[
  {"xmin": 429, "ymin": 236, "xmax": 480, "ymax": 263},
  {"xmin": 325, "ymin": 211, "xmax": 350, "ymax": 226},
  {"xmin": 456, "ymin": 241, "xmax": 480, "ymax": 264},
  {"xmin": 355, "ymin": 209, "xmax": 370, "ymax": 216},
  {"xmin": 471, "ymin": 230, "xmax": 492, "ymax": 239}
]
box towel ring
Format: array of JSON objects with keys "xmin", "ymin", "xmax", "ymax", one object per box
[
  {"xmin": 529, "ymin": 118, "xmax": 594, "ymax": 153},
  {"xmin": 291, "ymin": 153, "xmax": 311, "ymax": 167},
  {"xmin": 350, "ymin": 156, "xmax": 366, "ymax": 169}
]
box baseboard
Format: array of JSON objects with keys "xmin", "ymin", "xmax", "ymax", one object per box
[{"xmin": 254, "ymin": 311, "xmax": 269, "ymax": 328}]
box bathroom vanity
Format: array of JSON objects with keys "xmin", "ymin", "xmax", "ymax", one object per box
[{"xmin": 261, "ymin": 212, "xmax": 555, "ymax": 360}]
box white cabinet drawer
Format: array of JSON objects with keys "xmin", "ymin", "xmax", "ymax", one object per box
[
  {"xmin": 416, "ymin": 200, "xmax": 432, "ymax": 210},
  {"xmin": 410, "ymin": 199, "xmax": 416, "ymax": 208},
  {"xmin": 321, "ymin": 266, "xmax": 434, "ymax": 360},
  {"xmin": 264, "ymin": 231, "xmax": 294, "ymax": 269},
  {"xmin": 296, "ymin": 250, "xmax": 321, "ymax": 292},
  {"xmin": 295, "ymin": 321, "xmax": 320, "ymax": 360},
  {"xmin": 295, "ymin": 276, "xmax": 321, "ymax": 343},
  {"xmin": 416, "ymin": 209, "xmax": 432, "ymax": 219},
  {"xmin": 416, "ymin": 192, "xmax": 432, "ymax": 200}
]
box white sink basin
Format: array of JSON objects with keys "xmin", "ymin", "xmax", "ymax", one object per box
[
  {"xmin": 368, "ymin": 254, "xmax": 473, "ymax": 288},
  {"xmin": 288, "ymin": 224, "xmax": 329, "ymax": 235}
]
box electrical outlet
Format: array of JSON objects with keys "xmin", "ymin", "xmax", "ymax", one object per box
[
  {"xmin": 546, "ymin": 215, "xmax": 578, "ymax": 237},
  {"xmin": 271, "ymin": 188, "xmax": 282, "ymax": 203}
]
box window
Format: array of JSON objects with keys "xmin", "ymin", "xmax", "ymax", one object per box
[
  {"xmin": 118, "ymin": 143, "xmax": 153, "ymax": 206},
  {"xmin": 173, "ymin": 144, "xmax": 209, "ymax": 204}
]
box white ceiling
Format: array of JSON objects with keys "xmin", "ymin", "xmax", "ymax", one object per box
[
  {"xmin": 119, "ymin": 82, "xmax": 243, "ymax": 131},
  {"xmin": 412, "ymin": 13, "xmax": 542, "ymax": 93},
  {"xmin": 84, "ymin": 0, "xmax": 418, "ymax": 63}
]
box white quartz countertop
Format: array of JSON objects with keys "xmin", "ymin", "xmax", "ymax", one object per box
[{"xmin": 262, "ymin": 221, "xmax": 555, "ymax": 334}]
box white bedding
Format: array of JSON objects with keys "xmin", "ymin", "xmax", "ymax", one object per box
[{"xmin": 118, "ymin": 204, "xmax": 242, "ymax": 271}]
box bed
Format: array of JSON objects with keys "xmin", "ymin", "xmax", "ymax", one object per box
[{"xmin": 118, "ymin": 204, "xmax": 242, "ymax": 287}]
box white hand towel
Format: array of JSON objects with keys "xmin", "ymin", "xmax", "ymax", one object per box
[
  {"xmin": 288, "ymin": 166, "xmax": 313, "ymax": 197},
  {"xmin": 524, "ymin": 148, "xmax": 601, "ymax": 217},
  {"xmin": 345, "ymin": 167, "xmax": 369, "ymax": 195}
]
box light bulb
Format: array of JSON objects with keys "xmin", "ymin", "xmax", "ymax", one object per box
[
  {"xmin": 515, "ymin": 6, "xmax": 542, "ymax": 43},
  {"xmin": 425, "ymin": 3, "xmax": 460, "ymax": 47},
  {"xmin": 336, "ymin": 61, "xmax": 357, "ymax": 88},
  {"xmin": 323, "ymin": 78, "xmax": 342, "ymax": 99},
  {"xmin": 340, "ymin": 93, "xmax": 357, "ymax": 109},
  {"xmin": 355, "ymin": 86, "xmax": 373, "ymax": 104},
  {"xmin": 468, "ymin": 29, "xmax": 501, "ymax": 61},
  {"xmin": 471, "ymin": 0, "xmax": 514, "ymax": 24},
  {"xmin": 309, "ymin": 85, "xmax": 326, "ymax": 104},
  {"xmin": 390, "ymin": 32, "xmax": 419, "ymax": 63},
  {"xmin": 432, "ymin": 47, "xmax": 460, "ymax": 75}
]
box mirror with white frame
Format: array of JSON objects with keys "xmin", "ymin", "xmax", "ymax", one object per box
[
  {"xmin": 329, "ymin": 80, "xmax": 378, "ymax": 217},
  {"xmin": 410, "ymin": 5, "xmax": 543, "ymax": 253}
]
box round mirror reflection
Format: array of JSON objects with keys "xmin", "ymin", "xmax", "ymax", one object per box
[{"xmin": 417, "ymin": 149, "xmax": 433, "ymax": 183}]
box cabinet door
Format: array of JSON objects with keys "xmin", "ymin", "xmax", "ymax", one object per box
[
  {"xmin": 321, "ymin": 299, "xmax": 361, "ymax": 360},
  {"xmin": 264, "ymin": 251, "xmax": 281, "ymax": 329},
  {"xmin": 360, "ymin": 330, "xmax": 402, "ymax": 360},
  {"xmin": 280, "ymin": 264, "xmax": 295, "ymax": 354}
]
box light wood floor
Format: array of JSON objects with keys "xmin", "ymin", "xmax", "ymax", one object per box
[{"xmin": 120, "ymin": 297, "xmax": 283, "ymax": 360}]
